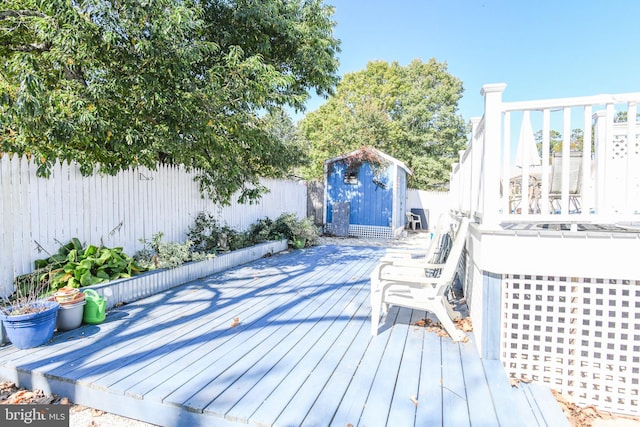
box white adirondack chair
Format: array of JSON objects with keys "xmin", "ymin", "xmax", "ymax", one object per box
[{"xmin": 370, "ymin": 214, "xmax": 470, "ymax": 341}]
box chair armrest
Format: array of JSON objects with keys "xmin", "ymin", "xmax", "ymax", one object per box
[
  {"xmin": 381, "ymin": 259, "xmax": 445, "ymax": 269},
  {"xmin": 385, "ymin": 248, "xmax": 428, "ymax": 256},
  {"xmin": 379, "ymin": 254, "xmax": 426, "ymax": 264},
  {"xmin": 379, "ymin": 274, "xmax": 448, "ymax": 291}
]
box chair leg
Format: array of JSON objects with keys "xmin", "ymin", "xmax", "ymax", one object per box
[
  {"xmin": 370, "ymin": 298, "xmax": 381, "ymax": 336},
  {"xmin": 370, "ymin": 281, "xmax": 382, "ymax": 336},
  {"xmin": 431, "ymin": 299, "xmax": 465, "ymax": 341}
]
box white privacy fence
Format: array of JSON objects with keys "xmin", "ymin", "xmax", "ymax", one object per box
[
  {"xmin": 0, "ymin": 155, "xmax": 307, "ymax": 296},
  {"xmin": 406, "ymin": 189, "xmax": 450, "ymax": 230},
  {"xmin": 450, "ymin": 84, "xmax": 640, "ymax": 226}
]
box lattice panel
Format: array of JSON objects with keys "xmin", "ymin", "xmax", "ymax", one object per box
[
  {"xmin": 610, "ymin": 133, "xmax": 640, "ymax": 160},
  {"xmin": 611, "ymin": 135, "xmax": 628, "ymax": 159},
  {"xmin": 501, "ymin": 275, "xmax": 640, "ymax": 416},
  {"xmin": 325, "ymin": 223, "xmax": 393, "ymax": 239}
]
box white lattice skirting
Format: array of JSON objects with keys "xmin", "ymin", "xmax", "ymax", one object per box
[
  {"xmin": 325, "ymin": 223, "xmax": 394, "ymax": 239},
  {"xmin": 501, "ymin": 274, "xmax": 640, "ymax": 415}
]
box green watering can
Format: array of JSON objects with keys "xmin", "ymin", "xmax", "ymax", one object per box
[{"xmin": 82, "ymin": 289, "xmax": 106, "ymax": 324}]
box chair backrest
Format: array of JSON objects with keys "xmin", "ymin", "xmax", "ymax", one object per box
[
  {"xmin": 433, "ymin": 216, "xmax": 470, "ymax": 286},
  {"xmin": 549, "ymin": 151, "xmax": 583, "ymax": 195},
  {"xmin": 420, "ymin": 213, "xmax": 449, "ymax": 264}
]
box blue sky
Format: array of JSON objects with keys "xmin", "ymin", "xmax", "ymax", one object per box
[{"xmin": 297, "ymin": 0, "xmax": 640, "ymax": 123}]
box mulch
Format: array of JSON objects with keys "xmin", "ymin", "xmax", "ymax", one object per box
[{"xmin": 0, "ymin": 380, "xmax": 108, "ymax": 417}]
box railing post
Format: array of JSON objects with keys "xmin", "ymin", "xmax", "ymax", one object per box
[
  {"xmin": 593, "ymin": 110, "xmax": 606, "ymax": 215},
  {"xmin": 470, "ymin": 117, "xmax": 481, "ymax": 219},
  {"xmin": 480, "ymin": 83, "xmax": 507, "ymax": 228},
  {"xmin": 626, "ymin": 102, "xmax": 638, "ymax": 215}
]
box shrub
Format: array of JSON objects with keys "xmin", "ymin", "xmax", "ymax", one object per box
[
  {"xmin": 134, "ymin": 232, "xmax": 209, "ymax": 269},
  {"xmin": 186, "ymin": 212, "xmax": 223, "ymax": 254}
]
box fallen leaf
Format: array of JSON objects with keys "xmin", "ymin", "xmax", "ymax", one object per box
[
  {"xmin": 91, "ymin": 408, "xmax": 105, "ymax": 416},
  {"xmin": 455, "ymin": 317, "xmax": 474, "ymax": 332},
  {"xmin": 6, "ymin": 390, "xmax": 36, "ymax": 404},
  {"xmin": 509, "ymin": 377, "xmax": 532, "ymax": 388}
]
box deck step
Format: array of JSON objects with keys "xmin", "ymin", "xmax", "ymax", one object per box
[{"xmin": 482, "ymin": 359, "xmax": 570, "ymax": 427}]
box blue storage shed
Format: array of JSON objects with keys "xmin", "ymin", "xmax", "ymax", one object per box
[{"xmin": 324, "ymin": 147, "xmax": 412, "ymax": 239}]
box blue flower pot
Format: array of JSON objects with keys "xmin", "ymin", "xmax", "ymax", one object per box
[{"xmin": 0, "ymin": 300, "xmax": 59, "ymax": 349}]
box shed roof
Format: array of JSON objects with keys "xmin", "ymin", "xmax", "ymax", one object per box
[{"xmin": 324, "ymin": 147, "xmax": 412, "ymax": 175}]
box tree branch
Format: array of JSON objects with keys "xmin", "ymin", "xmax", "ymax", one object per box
[
  {"xmin": 11, "ymin": 42, "xmax": 51, "ymax": 53},
  {"xmin": 0, "ymin": 10, "xmax": 47, "ymax": 20}
]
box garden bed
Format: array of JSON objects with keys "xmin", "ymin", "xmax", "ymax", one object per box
[{"xmin": 0, "ymin": 240, "xmax": 287, "ymax": 346}]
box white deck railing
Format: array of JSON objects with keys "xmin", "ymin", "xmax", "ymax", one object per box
[{"xmin": 451, "ymin": 84, "xmax": 640, "ymax": 227}]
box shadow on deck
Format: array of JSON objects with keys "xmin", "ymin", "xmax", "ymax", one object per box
[{"xmin": 0, "ymin": 244, "xmax": 568, "ymax": 426}]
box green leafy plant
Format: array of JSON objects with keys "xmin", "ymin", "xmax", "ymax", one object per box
[
  {"xmin": 134, "ymin": 232, "xmax": 209, "ymax": 270},
  {"xmin": 246, "ymin": 217, "xmax": 277, "ymax": 243},
  {"xmin": 186, "ymin": 212, "xmax": 224, "ymax": 254},
  {"xmin": 14, "ymin": 238, "xmax": 146, "ymax": 296},
  {"xmin": 187, "ymin": 212, "xmax": 255, "ymax": 253},
  {"xmin": 289, "ymin": 216, "xmax": 320, "ymax": 247},
  {"xmin": 267, "ymin": 213, "xmax": 319, "ymax": 248}
]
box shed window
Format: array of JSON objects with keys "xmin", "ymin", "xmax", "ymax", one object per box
[{"xmin": 344, "ymin": 165, "xmax": 359, "ymax": 184}]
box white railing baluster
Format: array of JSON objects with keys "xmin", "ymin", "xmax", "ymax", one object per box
[
  {"xmin": 626, "ymin": 102, "xmax": 638, "ymax": 214},
  {"xmin": 451, "ymin": 86, "xmax": 640, "ymax": 226},
  {"xmin": 502, "ymin": 112, "xmax": 511, "ymax": 215},
  {"xmin": 561, "ymin": 107, "xmax": 572, "ymax": 215},
  {"xmin": 581, "ymin": 105, "xmax": 592, "ymax": 217},
  {"xmin": 540, "ymin": 109, "xmax": 551, "ymax": 215}
]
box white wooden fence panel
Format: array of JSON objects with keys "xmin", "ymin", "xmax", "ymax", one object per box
[
  {"xmin": 0, "ymin": 155, "xmax": 306, "ymax": 296},
  {"xmin": 406, "ymin": 189, "xmax": 451, "ymax": 229}
]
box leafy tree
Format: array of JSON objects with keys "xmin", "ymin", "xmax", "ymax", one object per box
[
  {"xmin": 534, "ymin": 128, "xmax": 587, "ymax": 155},
  {"xmin": 298, "ymin": 59, "xmax": 467, "ymax": 190},
  {"xmin": 0, "ymin": 0, "xmax": 340, "ymax": 204},
  {"xmin": 615, "ymin": 111, "xmax": 640, "ymax": 122}
]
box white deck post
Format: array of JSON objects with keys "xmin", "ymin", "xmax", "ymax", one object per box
[
  {"xmin": 593, "ymin": 111, "xmax": 606, "ymax": 215},
  {"xmin": 470, "ymin": 117, "xmax": 481, "ymax": 219},
  {"xmin": 480, "ymin": 83, "xmax": 507, "ymax": 228}
]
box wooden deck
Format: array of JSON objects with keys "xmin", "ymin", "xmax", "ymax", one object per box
[{"xmin": 0, "ymin": 244, "xmax": 569, "ymax": 427}]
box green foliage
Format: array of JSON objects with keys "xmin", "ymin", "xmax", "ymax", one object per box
[
  {"xmin": 271, "ymin": 213, "xmax": 319, "ymax": 247},
  {"xmin": 299, "ymin": 59, "xmax": 467, "ymax": 190},
  {"xmin": 186, "ymin": 212, "xmax": 248, "ymax": 253},
  {"xmin": 186, "ymin": 211, "xmax": 319, "ymax": 251},
  {"xmin": 134, "ymin": 233, "xmax": 209, "ymax": 270},
  {"xmin": 246, "ymin": 217, "xmax": 277, "ymax": 242},
  {"xmin": 0, "ymin": 0, "xmax": 340, "ymax": 204},
  {"xmin": 534, "ymin": 129, "xmax": 588, "ymax": 156},
  {"xmin": 186, "ymin": 212, "xmax": 225, "ymax": 254},
  {"xmin": 14, "ymin": 238, "xmax": 146, "ymax": 295}
]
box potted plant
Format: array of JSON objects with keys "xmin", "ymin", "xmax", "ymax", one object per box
[
  {"xmin": 0, "ymin": 271, "xmax": 59, "ymax": 349},
  {"xmin": 289, "ymin": 217, "xmax": 320, "ymax": 249},
  {"xmin": 52, "ymin": 288, "xmax": 86, "ymax": 331}
]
